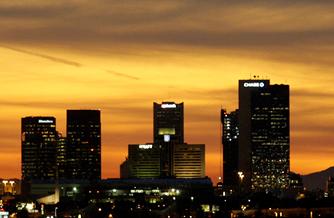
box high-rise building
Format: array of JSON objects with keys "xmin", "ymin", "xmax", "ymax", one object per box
[
  {"xmin": 172, "ymin": 143, "xmax": 205, "ymax": 178},
  {"xmin": 153, "ymin": 102, "xmax": 184, "ymax": 177},
  {"xmin": 238, "ymin": 80, "xmax": 290, "ymax": 191},
  {"xmin": 121, "ymin": 102, "xmax": 206, "ymax": 179},
  {"xmin": 21, "ymin": 117, "xmax": 57, "ymax": 181},
  {"xmin": 153, "ymin": 102, "xmax": 184, "ymax": 144},
  {"xmin": 127, "ymin": 143, "xmax": 161, "ymax": 178},
  {"xmin": 125, "ymin": 143, "xmax": 205, "ymax": 179},
  {"xmin": 66, "ymin": 110, "xmax": 101, "ymax": 181},
  {"xmin": 221, "ymin": 109, "xmax": 239, "ymax": 187}
]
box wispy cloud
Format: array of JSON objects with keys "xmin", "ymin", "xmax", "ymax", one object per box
[
  {"xmin": 0, "ymin": 45, "xmax": 82, "ymax": 67},
  {"xmin": 105, "ymin": 70, "xmax": 140, "ymax": 80}
]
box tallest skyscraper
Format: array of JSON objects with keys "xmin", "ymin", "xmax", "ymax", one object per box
[{"xmin": 237, "ymin": 79, "xmax": 290, "ymax": 192}]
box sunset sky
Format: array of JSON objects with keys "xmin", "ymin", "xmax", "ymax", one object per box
[{"xmin": 1, "ymin": 1, "xmax": 334, "ymax": 183}]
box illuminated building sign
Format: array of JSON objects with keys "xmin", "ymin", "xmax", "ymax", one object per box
[
  {"xmin": 158, "ymin": 128, "xmax": 176, "ymax": 135},
  {"xmin": 38, "ymin": 119, "xmax": 54, "ymax": 124},
  {"xmin": 0, "ymin": 211, "xmax": 9, "ymax": 216},
  {"xmin": 243, "ymin": 82, "xmax": 265, "ymax": 88},
  {"xmin": 139, "ymin": 144, "xmax": 153, "ymax": 149},
  {"xmin": 164, "ymin": 135, "xmax": 170, "ymax": 142},
  {"xmin": 161, "ymin": 104, "xmax": 176, "ymax": 108}
]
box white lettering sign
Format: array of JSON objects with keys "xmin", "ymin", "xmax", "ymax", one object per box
[
  {"xmin": 38, "ymin": 119, "xmax": 54, "ymax": 124},
  {"xmin": 243, "ymin": 82, "xmax": 265, "ymax": 88},
  {"xmin": 161, "ymin": 104, "xmax": 176, "ymax": 108},
  {"xmin": 139, "ymin": 144, "xmax": 153, "ymax": 149}
]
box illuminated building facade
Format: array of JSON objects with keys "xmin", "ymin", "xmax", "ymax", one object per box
[
  {"xmin": 21, "ymin": 117, "xmax": 57, "ymax": 181},
  {"xmin": 0, "ymin": 179, "xmax": 21, "ymax": 195},
  {"xmin": 238, "ymin": 80, "xmax": 290, "ymax": 191},
  {"xmin": 125, "ymin": 143, "xmax": 205, "ymax": 179},
  {"xmin": 221, "ymin": 109, "xmax": 239, "ymax": 187},
  {"xmin": 127, "ymin": 144, "xmax": 161, "ymax": 178},
  {"xmin": 172, "ymin": 144, "xmax": 205, "ymax": 178},
  {"xmin": 56, "ymin": 133, "xmax": 66, "ymax": 179},
  {"xmin": 66, "ymin": 110, "xmax": 101, "ymax": 181}
]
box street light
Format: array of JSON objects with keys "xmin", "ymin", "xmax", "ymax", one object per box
[
  {"xmin": 238, "ymin": 171, "xmax": 245, "ymax": 195},
  {"xmin": 237, "ymin": 172, "xmax": 244, "ymax": 182}
]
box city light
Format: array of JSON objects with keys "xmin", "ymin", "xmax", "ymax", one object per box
[
  {"xmin": 0, "ymin": 3, "xmax": 332, "ymax": 216},
  {"xmin": 238, "ymin": 172, "xmax": 244, "ymax": 182},
  {"xmin": 161, "ymin": 104, "xmax": 177, "ymax": 108},
  {"xmin": 138, "ymin": 144, "xmax": 153, "ymax": 149},
  {"xmin": 38, "ymin": 119, "xmax": 54, "ymax": 124}
]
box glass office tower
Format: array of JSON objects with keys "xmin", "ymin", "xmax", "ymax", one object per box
[{"xmin": 238, "ymin": 80, "xmax": 290, "ymax": 192}]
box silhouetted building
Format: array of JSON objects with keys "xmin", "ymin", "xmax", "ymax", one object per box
[
  {"xmin": 172, "ymin": 143, "xmax": 205, "ymax": 178},
  {"xmin": 21, "ymin": 117, "xmax": 57, "ymax": 181},
  {"xmin": 153, "ymin": 102, "xmax": 184, "ymax": 177},
  {"xmin": 153, "ymin": 102, "xmax": 184, "ymax": 144},
  {"xmin": 127, "ymin": 143, "xmax": 161, "ymax": 178},
  {"xmin": 238, "ymin": 80, "xmax": 290, "ymax": 192},
  {"xmin": 122, "ymin": 102, "xmax": 205, "ymax": 179},
  {"xmin": 288, "ymin": 172, "xmax": 304, "ymax": 196},
  {"xmin": 66, "ymin": 110, "xmax": 101, "ymax": 181},
  {"xmin": 327, "ymin": 176, "xmax": 334, "ymax": 197},
  {"xmin": 120, "ymin": 158, "xmax": 129, "ymax": 179},
  {"xmin": 221, "ymin": 109, "xmax": 239, "ymax": 187}
]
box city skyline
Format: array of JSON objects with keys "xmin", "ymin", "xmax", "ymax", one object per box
[
  {"xmin": 0, "ymin": 90, "xmax": 330, "ymax": 182},
  {"xmin": 1, "ymin": 1, "xmax": 334, "ymax": 183}
]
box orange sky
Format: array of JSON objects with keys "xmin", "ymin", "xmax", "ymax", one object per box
[{"xmin": 1, "ymin": 1, "xmax": 334, "ymax": 183}]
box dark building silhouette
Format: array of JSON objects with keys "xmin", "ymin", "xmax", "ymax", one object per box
[
  {"xmin": 120, "ymin": 158, "xmax": 129, "ymax": 179},
  {"xmin": 21, "ymin": 117, "xmax": 57, "ymax": 181},
  {"xmin": 66, "ymin": 110, "xmax": 101, "ymax": 181},
  {"xmin": 327, "ymin": 176, "xmax": 334, "ymax": 197},
  {"xmin": 221, "ymin": 109, "xmax": 239, "ymax": 187},
  {"xmin": 121, "ymin": 102, "xmax": 205, "ymax": 179},
  {"xmin": 238, "ymin": 80, "xmax": 290, "ymax": 191},
  {"xmin": 288, "ymin": 172, "xmax": 304, "ymax": 195},
  {"xmin": 153, "ymin": 102, "xmax": 184, "ymax": 144},
  {"xmin": 153, "ymin": 102, "xmax": 184, "ymax": 177}
]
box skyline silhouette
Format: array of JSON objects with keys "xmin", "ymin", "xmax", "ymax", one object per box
[{"xmin": 1, "ymin": 1, "xmax": 334, "ymax": 183}]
